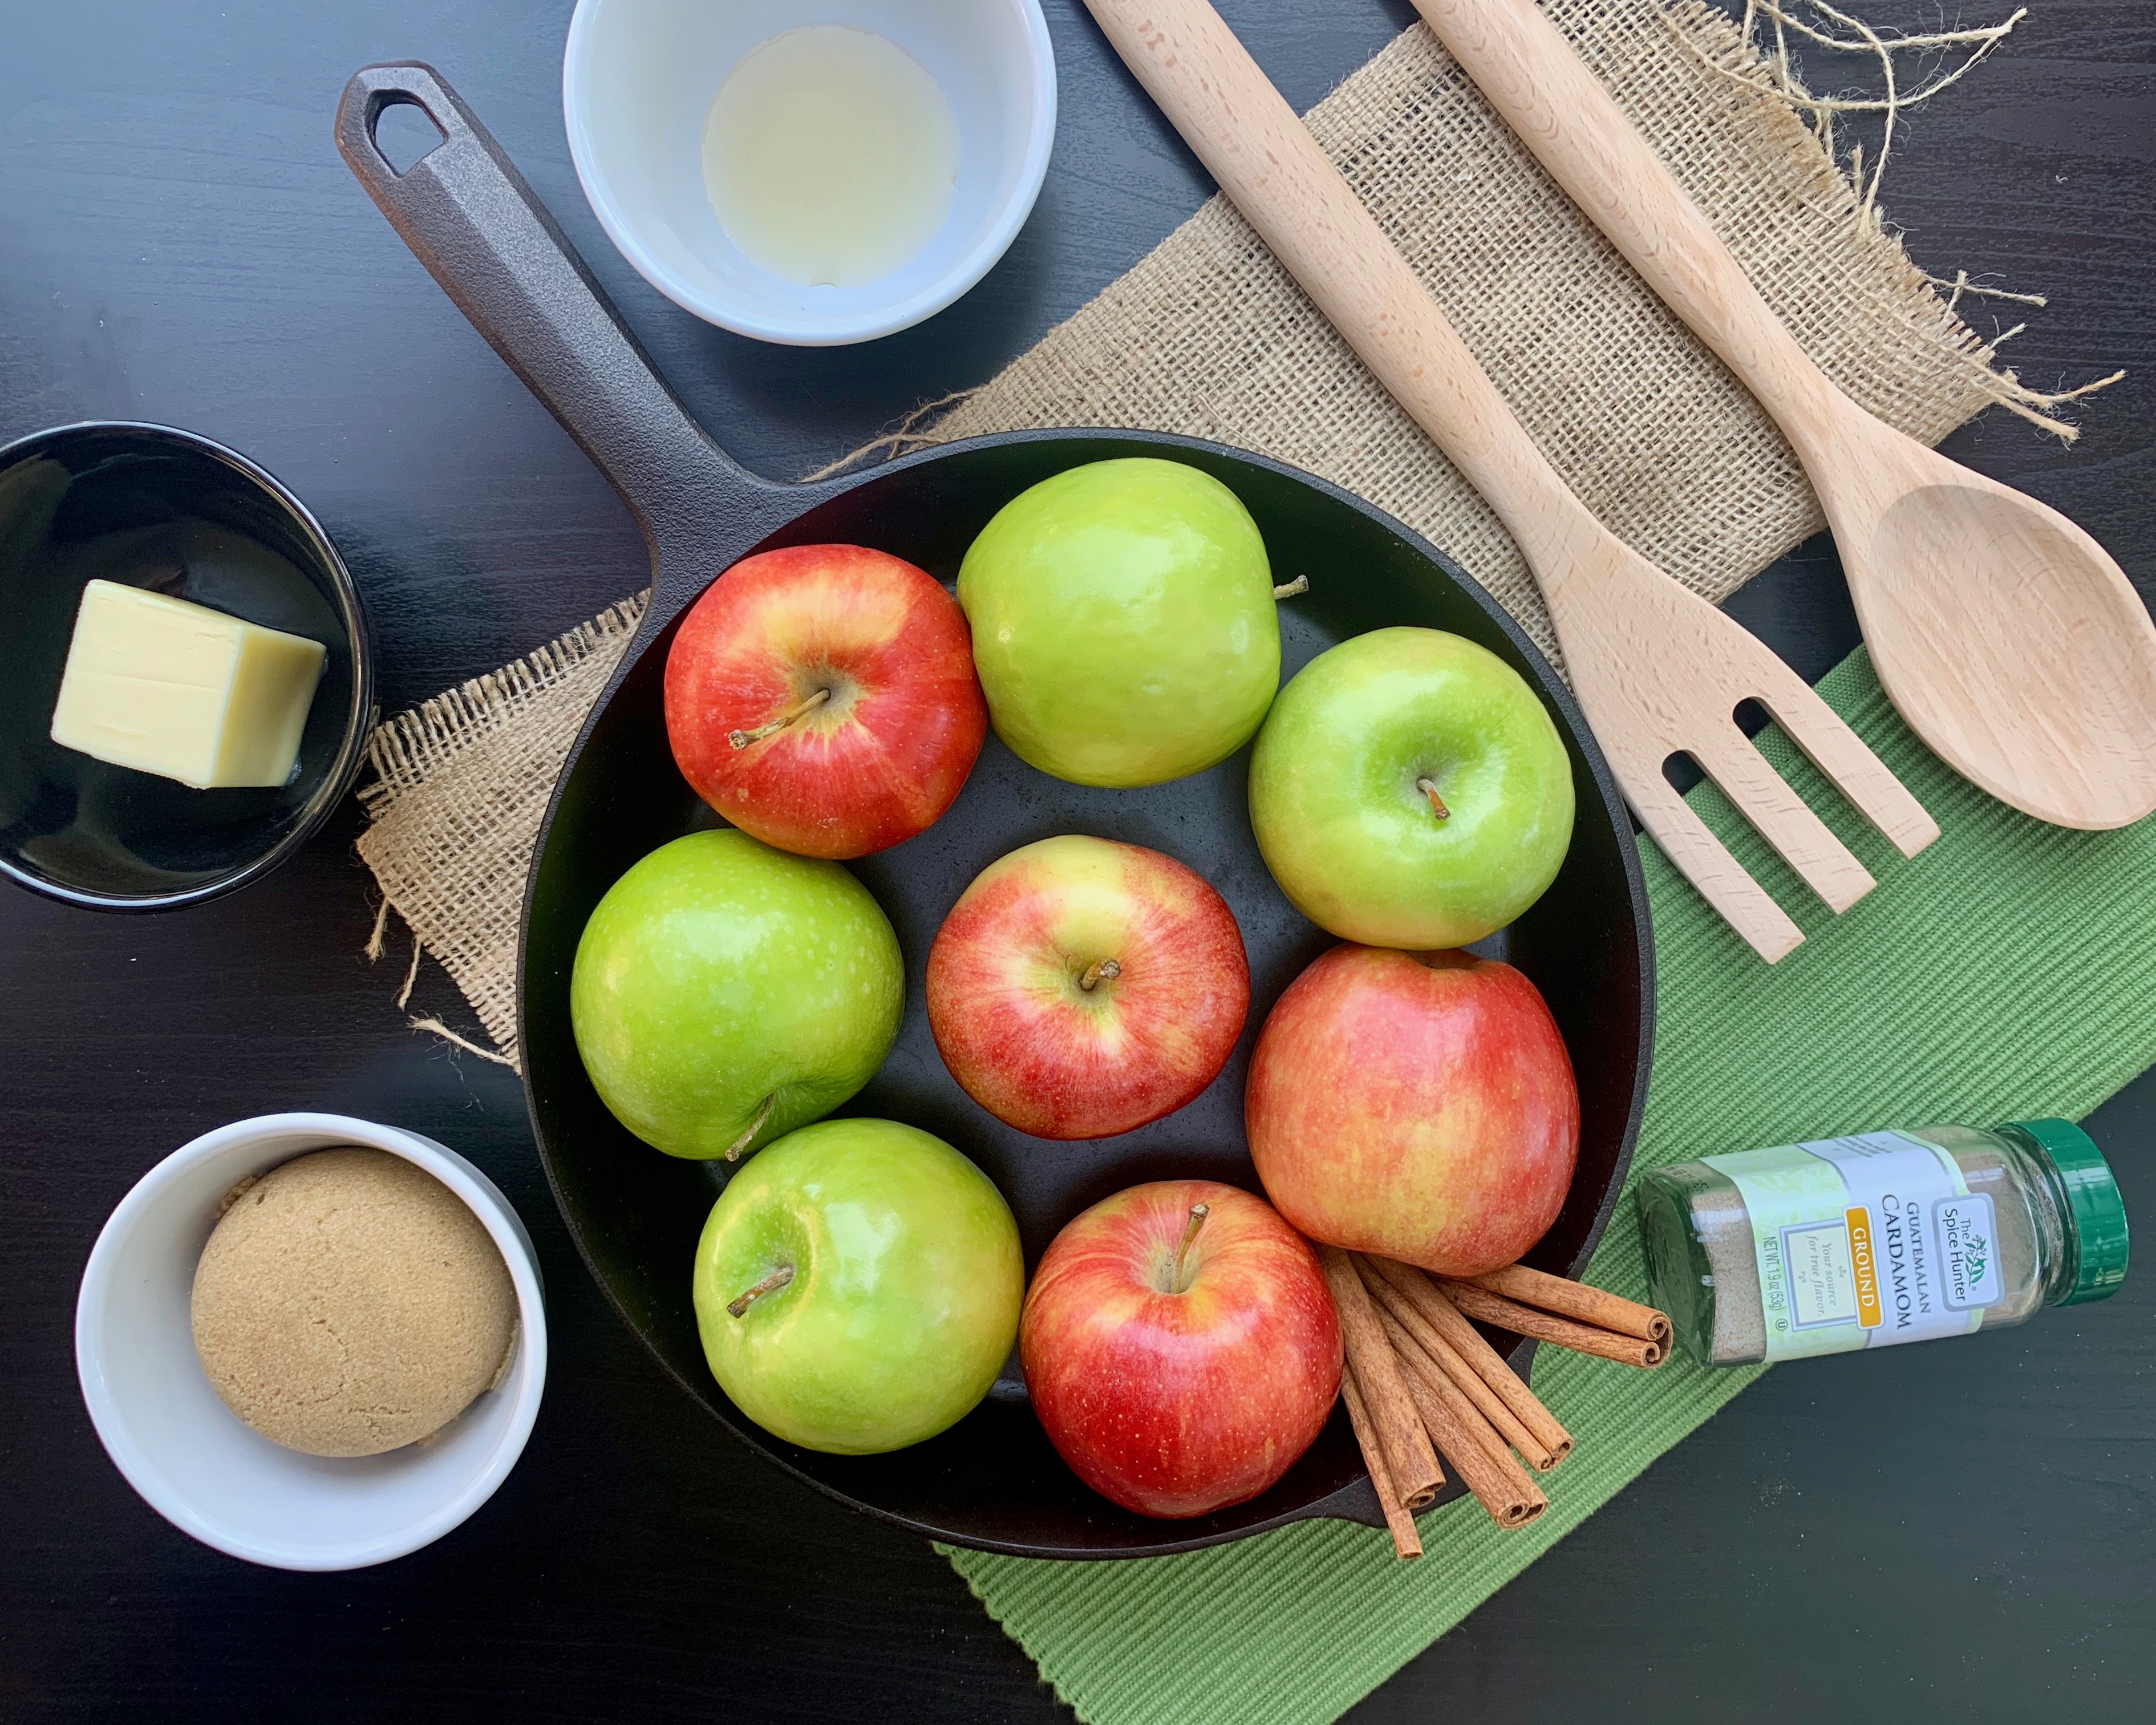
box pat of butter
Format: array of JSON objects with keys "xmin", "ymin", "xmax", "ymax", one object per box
[{"xmin": 49, "ymin": 579, "xmax": 327, "ymax": 789}]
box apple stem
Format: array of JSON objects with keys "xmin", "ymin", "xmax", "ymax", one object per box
[
  {"xmin": 1416, "ymin": 776, "xmax": 1452, "ymax": 820},
  {"xmin": 1272, "ymin": 574, "xmax": 1309, "ymax": 600},
  {"xmin": 1077, "ymin": 958, "xmax": 1122, "ymax": 993},
  {"xmin": 1172, "ymin": 1202, "xmax": 1211, "ymax": 1291},
  {"xmin": 723, "ymin": 1092, "xmax": 778, "ymax": 1162},
  {"xmin": 730, "ymin": 687, "xmax": 832, "ymax": 750},
  {"xmin": 727, "ymin": 1263, "xmax": 795, "ymax": 1318}
]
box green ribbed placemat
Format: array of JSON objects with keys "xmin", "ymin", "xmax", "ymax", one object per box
[{"xmin": 943, "ymin": 647, "xmax": 2156, "ymax": 1725}]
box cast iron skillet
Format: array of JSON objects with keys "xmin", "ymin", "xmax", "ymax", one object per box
[{"xmin": 338, "ymin": 63, "xmax": 1654, "ymax": 1559}]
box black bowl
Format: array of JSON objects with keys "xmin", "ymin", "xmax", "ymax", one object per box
[
  {"xmin": 0, "ymin": 423, "xmax": 373, "ymax": 910},
  {"xmin": 521, "ymin": 431, "xmax": 1656, "ymax": 1558}
]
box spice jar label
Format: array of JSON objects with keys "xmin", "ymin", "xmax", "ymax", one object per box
[
  {"xmin": 1702, "ymin": 1132, "xmax": 1990, "ymax": 1361},
  {"xmin": 1937, "ymin": 1194, "xmax": 2003, "ymax": 1310}
]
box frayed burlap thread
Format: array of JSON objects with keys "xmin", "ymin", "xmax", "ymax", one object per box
[
  {"xmin": 357, "ymin": 597, "xmax": 646, "ymax": 1068},
  {"xmin": 356, "ymin": 0, "xmax": 2062, "ymax": 1058}
]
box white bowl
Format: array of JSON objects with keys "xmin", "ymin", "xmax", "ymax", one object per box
[
  {"xmin": 563, "ymin": 0, "xmax": 1056, "ymax": 346},
  {"xmin": 75, "ymin": 1113, "xmax": 548, "ymax": 1572}
]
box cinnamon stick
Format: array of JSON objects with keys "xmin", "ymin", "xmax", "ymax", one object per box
[
  {"xmin": 1318, "ymin": 1246, "xmax": 1444, "ymax": 1510},
  {"xmin": 1464, "ymin": 1263, "xmax": 1671, "ymax": 1348},
  {"xmin": 1342, "ymin": 1366, "xmax": 1422, "ymax": 1559},
  {"xmin": 1361, "ymin": 1256, "xmax": 1575, "ymax": 1466},
  {"xmin": 1438, "ymin": 1279, "xmax": 1665, "ymax": 1367},
  {"xmin": 1356, "ymin": 1258, "xmax": 1563, "ymax": 1472},
  {"xmin": 1372, "ymin": 1303, "xmax": 1547, "ymax": 1529}
]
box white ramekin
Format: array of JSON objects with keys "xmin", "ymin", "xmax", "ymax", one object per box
[
  {"xmin": 75, "ymin": 1112, "xmax": 548, "ymax": 1572},
  {"xmin": 562, "ymin": 0, "xmax": 1057, "ymax": 346}
]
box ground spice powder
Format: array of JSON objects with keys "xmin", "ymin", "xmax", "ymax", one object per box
[{"xmin": 1639, "ymin": 1119, "xmax": 2127, "ymax": 1367}]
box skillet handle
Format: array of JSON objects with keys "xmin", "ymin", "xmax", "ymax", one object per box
[{"xmin": 335, "ymin": 62, "xmax": 758, "ymax": 559}]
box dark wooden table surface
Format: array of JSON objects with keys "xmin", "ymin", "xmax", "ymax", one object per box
[{"xmin": 5, "ymin": 2, "xmax": 2151, "ymax": 1718}]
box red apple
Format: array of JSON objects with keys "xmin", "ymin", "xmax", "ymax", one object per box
[
  {"xmin": 664, "ymin": 545, "xmax": 987, "ymax": 859},
  {"xmin": 1245, "ymin": 945, "xmax": 1578, "ymax": 1277},
  {"xmin": 1022, "ymin": 1180, "xmax": 1341, "ymax": 1519},
  {"xmin": 926, "ymin": 836, "xmax": 1249, "ymax": 1140}
]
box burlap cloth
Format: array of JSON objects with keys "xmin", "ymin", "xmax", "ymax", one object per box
[{"xmin": 357, "ymin": 0, "xmax": 2062, "ymax": 1066}]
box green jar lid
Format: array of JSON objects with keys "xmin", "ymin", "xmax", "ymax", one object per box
[{"xmin": 2002, "ymin": 1119, "xmax": 2130, "ymax": 1305}]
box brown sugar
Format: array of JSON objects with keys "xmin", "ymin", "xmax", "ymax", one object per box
[{"xmin": 191, "ymin": 1147, "xmax": 518, "ymax": 1457}]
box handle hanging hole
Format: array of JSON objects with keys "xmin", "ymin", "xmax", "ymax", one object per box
[{"xmin": 371, "ymin": 96, "xmax": 447, "ymax": 176}]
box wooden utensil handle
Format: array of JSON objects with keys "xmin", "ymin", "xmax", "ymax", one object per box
[
  {"xmin": 1080, "ymin": 0, "xmax": 1600, "ymax": 591},
  {"xmin": 1411, "ymin": 0, "xmax": 1847, "ymax": 442}
]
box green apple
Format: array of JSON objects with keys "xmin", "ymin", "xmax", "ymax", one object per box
[
  {"xmin": 957, "ymin": 457, "xmax": 1279, "ymax": 787},
  {"xmin": 1249, "ymin": 627, "xmax": 1575, "ymax": 947},
  {"xmin": 692, "ymin": 1118, "xmax": 1024, "ymax": 1454},
  {"xmin": 570, "ymin": 828, "xmax": 902, "ymax": 1161}
]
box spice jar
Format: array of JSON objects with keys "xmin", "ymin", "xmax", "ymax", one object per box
[{"xmin": 1636, "ymin": 1119, "xmax": 2129, "ymax": 1368}]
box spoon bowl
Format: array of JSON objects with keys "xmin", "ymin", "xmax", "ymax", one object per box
[{"xmin": 1847, "ymin": 458, "xmax": 2156, "ymax": 831}]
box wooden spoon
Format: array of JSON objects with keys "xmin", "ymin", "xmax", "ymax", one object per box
[
  {"xmin": 1081, "ymin": 0, "xmax": 1937, "ymax": 962},
  {"xmin": 1411, "ymin": 0, "xmax": 2156, "ymax": 831}
]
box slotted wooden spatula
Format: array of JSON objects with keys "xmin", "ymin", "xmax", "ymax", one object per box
[
  {"xmin": 1081, "ymin": 0, "xmax": 1938, "ymax": 962},
  {"xmin": 1410, "ymin": 0, "xmax": 2156, "ymax": 832}
]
